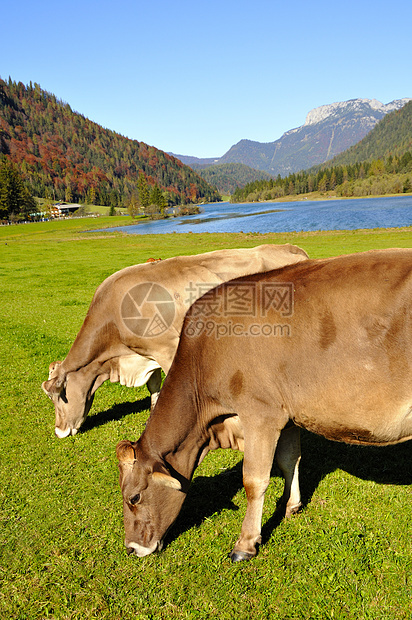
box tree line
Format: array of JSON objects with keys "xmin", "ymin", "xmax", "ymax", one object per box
[{"xmin": 231, "ymin": 152, "xmax": 412, "ymax": 203}]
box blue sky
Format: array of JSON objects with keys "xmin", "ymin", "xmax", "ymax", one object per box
[{"xmin": 2, "ymin": 0, "xmax": 412, "ymax": 158}]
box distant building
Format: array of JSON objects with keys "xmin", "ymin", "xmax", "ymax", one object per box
[{"xmin": 51, "ymin": 202, "xmax": 81, "ymax": 217}]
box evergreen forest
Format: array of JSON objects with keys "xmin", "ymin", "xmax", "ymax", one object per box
[
  {"xmin": 231, "ymin": 153, "xmax": 412, "ymax": 203},
  {"xmin": 196, "ymin": 162, "xmax": 273, "ymax": 195}
]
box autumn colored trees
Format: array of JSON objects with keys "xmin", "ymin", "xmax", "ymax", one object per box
[{"xmin": 0, "ymin": 78, "xmax": 220, "ymax": 208}]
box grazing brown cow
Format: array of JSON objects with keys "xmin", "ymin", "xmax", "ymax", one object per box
[
  {"xmin": 116, "ymin": 249, "xmax": 412, "ymax": 561},
  {"xmin": 42, "ymin": 244, "xmax": 308, "ymax": 437}
]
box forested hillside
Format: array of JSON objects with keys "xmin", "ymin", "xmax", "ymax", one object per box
[
  {"xmin": 0, "ymin": 78, "xmax": 220, "ymax": 207},
  {"xmin": 196, "ymin": 162, "xmax": 273, "ymax": 194},
  {"xmin": 231, "ymin": 153, "xmax": 412, "ymax": 203}
]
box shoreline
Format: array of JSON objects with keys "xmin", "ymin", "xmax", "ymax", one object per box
[
  {"xmin": 229, "ymin": 190, "xmax": 412, "ymax": 206},
  {"xmin": 112, "ymin": 191, "xmax": 412, "ymax": 235}
]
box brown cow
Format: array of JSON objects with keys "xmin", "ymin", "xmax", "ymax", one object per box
[
  {"xmin": 42, "ymin": 244, "xmax": 308, "ymax": 437},
  {"xmin": 116, "ymin": 249, "xmax": 412, "ymax": 561}
]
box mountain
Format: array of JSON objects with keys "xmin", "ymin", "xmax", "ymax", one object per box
[
  {"xmin": 217, "ymin": 98, "xmax": 411, "ymax": 176},
  {"xmin": 231, "ymin": 101, "xmax": 412, "ymax": 204},
  {"xmin": 195, "ymin": 163, "xmax": 273, "ymax": 195},
  {"xmin": 0, "ymin": 78, "xmax": 220, "ymax": 206},
  {"xmin": 168, "ymin": 153, "xmax": 220, "ymax": 167}
]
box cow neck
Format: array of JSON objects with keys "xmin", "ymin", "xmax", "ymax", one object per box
[
  {"xmin": 62, "ymin": 310, "xmax": 131, "ymax": 374},
  {"xmin": 139, "ymin": 374, "xmax": 212, "ymax": 483}
]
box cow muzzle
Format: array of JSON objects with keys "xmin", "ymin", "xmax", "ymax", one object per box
[
  {"xmin": 125, "ymin": 540, "xmax": 161, "ymax": 557},
  {"xmin": 55, "ymin": 426, "xmax": 78, "ymax": 438}
]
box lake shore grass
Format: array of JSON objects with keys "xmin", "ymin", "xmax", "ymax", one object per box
[
  {"xmin": 0, "ymin": 221, "xmax": 411, "ymax": 619},
  {"xmin": 230, "ymin": 189, "xmax": 412, "ymax": 204}
]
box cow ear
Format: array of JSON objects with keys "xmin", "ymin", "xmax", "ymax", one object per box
[
  {"xmin": 42, "ymin": 374, "xmax": 67, "ymax": 396},
  {"xmin": 116, "ymin": 440, "xmax": 136, "ymax": 463},
  {"xmin": 152, "ymin": 471, "xmax": 182, "ymax": 490},
  {"xmin": 91, "ymin": 373, "xmax": 109, "ymax": 396},
  {"xmin": 152, "ymin": 463, "xmax": 182, "ymax": 490}
]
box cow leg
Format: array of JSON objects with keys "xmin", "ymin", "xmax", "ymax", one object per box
[
  {"xmin": 229, "ymin": 420, "xmax": 281, "ymax": 563},
  {"xmin": 275, "ymin": 424, "xmax": 302, "ymax": 518},
  {"xmin": 147, "ymin": 368, "xmax": 162, "ymax": 410}
]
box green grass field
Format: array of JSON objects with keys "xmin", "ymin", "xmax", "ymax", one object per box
[{"xmin": 0, "ymin": 217, "xmax": 411, "ymax": 619}]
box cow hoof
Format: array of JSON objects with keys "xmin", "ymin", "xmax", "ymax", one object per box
[
  {"xmin": 285, "ymin": 502, "xmax": 302, "ymax": 519},
  {"xmin": 228, "ymin": 549, "xmax": 254, "ymax": 563}
]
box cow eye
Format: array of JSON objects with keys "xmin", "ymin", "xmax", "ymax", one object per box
[{"xmin": 129, "ymin": 493, "xmax": 141, "ymax": 506}]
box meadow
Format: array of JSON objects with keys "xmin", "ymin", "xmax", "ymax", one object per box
[{"xmin": 0, "ymin": 217, "xmax": 411, "ymax": 619}]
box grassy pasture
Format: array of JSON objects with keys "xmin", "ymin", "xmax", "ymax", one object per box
[{"xmin": 0, "ymin": 217, "xmax": 411, "ymax": 619}]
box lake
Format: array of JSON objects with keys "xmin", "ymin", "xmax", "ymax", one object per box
[{"xmin": 107, "ymin": 195, "xmax": 412, "ymax": 235}]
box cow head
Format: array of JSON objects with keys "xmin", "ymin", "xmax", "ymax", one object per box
[
  {"xmin": 116, "ymin": 439, "xmax": 186, "ymax": 557},
  {"xmin": 42, "ymin": 361, "xmax": 108, "ymax": 437}
]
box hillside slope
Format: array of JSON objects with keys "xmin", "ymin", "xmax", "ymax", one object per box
[
  {"xmin": 0, "ymin": 78, "xmax": 220, "ymax": 206},
  {"xmin": 168, "ymin": 153, "xmax": 219, "ymax": 167},
  {"xmin": 195, "ymin": 162, "xmax": 273, "ymax": 194}
]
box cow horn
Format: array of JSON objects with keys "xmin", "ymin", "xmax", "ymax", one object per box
[
  {"xmin": 48, "ymin": 361, "xmax": 62, "ymax": 379},
  {"xmin": 42, "ymin": 361, "xmax": 68, "ymax": 395},
  {"xmin": 116, "ymin": 440, "xmax": 136, "ymax": 463},
  {"xmin": 152, "ymin": 471, "xmax": 182, "ymax": 491}
]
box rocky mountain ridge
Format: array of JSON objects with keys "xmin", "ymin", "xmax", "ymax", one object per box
[{"xmin": 303, "ymin": 98, "xmax": 410, "ymax": 126}]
